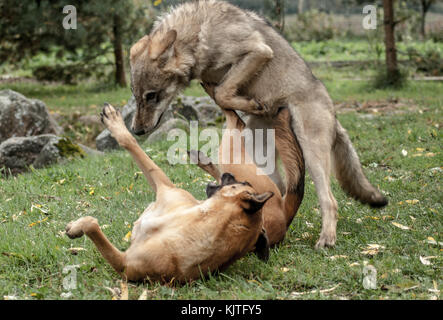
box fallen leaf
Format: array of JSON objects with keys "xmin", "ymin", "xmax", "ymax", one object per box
[
  {"xmin": 349, "ymin": 262, "xmax": 360, "ymax": 267},
  {"xmin": 123, "ymin": 231, "xmax": 132, "ymax": 242},
  {"xmin": 290, "ymin": 284, "xmax": 341, "ymax": 297},
  {"xmin": 420, "ymin": 256, "xmax": 438, "ymax": 266},
  {"xmin": 281, "ymin": 267, "xmax": 290, "ymax": 272},
  {"xmin": 361, "ymin": 244, "xmax": 385, "ymax": 256},
  {"xmin": 401, "ymin": 149, "xmax": 408, "ymax": 157},
  {"xmin": 138, "ymin": 289, "xmax": 148, "ymax": 300},
  {"xmin": 120, "ymin": 281, "xmax": 128, "ymax": 300},
  {"xmin": 329, "ymin": 255, "xmax": 348, "ymax": 260},
  {"xmin": 392, "ymin": 222, "xmax": 410, "ymax": 230},
  {"xmin": 425, "ymin": 153, "xmax": 436, "ymax": 157},
  {"xmin": 405, "ymin": 199, "xmax": 419, "ymax": 205},
  {"xmin": 28, "ymin": 217, "xmax": 49, "ymax": 227}
]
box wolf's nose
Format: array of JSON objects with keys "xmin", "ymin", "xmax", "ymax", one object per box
[{"xmin": 132, "ymin": 128, "xmax": 146, "ymax": 136}]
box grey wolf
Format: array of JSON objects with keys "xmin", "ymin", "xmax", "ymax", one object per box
[
  {"xmin": 65, "ymin": 103, "xmax": 273, "ymax": 282},
  {"xmin": 129, "ymin": 0, "xmax": 388, "ymax": 248}
]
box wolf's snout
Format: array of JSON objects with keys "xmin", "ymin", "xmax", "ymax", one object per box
[{"xmin": 132, "ymin": 127, "xmax": 146, "ymax": 136}]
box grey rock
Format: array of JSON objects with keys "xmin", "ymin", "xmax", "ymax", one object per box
[
  {"xmin": 0, "ymin": 89, "xmax": 62, "ymax": 143},
  {"xmin": 0, "ymin": 134, "xmax": 96, "ymax": 175}
]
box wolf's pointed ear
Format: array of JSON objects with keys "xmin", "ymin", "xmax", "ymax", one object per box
[
  {"xmin": 149, "ymin": 29, "xmax": 177, "ymax": 61},
  {"xmin": 241, "ymin": 191, "xmax": 274, "ymax": 214},
  {"xmin": 254, "ymin": 229, "xmax": 270, "ymax": 261}
]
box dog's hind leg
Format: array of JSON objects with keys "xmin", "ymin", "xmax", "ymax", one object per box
[
  {"xmin": 188, "ymin": 150, "xmax": 221, "ymax": 183},
  {"xmin": 66, "ymin": 216, "xmax": 126, "ymax": 277},
  {"xmin": 101, "ymin": 104, "xmax": 174, "ymax": 193}
]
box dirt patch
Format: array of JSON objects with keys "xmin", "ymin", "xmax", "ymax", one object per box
[{"xmin": 335, "ymin": 98, "xmax": 424, "ymax": 115}]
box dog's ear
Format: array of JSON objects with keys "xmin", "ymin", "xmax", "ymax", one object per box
[
  {"xmin": 254, "ymin": 229, "xmax": 270, "ymax": 261},
  {"xmin": 149, "ymin": 29, "xmax": 177, "ymax": 61},
  {"xmin": 241, "ymin": 191, "xmax": 274, "ymax": 214},
  {"xmin": 221, "ymin": 173, "xmax": 238, "ymax": 186},
  {"xmin": 206, "ymin": 182, "xmax": 221, "ymax": 198}
]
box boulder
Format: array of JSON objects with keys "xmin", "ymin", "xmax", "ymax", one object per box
[
  {"xmin": 0, "ymin": 89, "xmax": 62, "ymax": 144},
  {"xmin": 0, "ymin": 134, "xmax": 94, "ymax": 175}
]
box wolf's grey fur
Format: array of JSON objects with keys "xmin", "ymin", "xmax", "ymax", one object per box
[{"xmin": 129, "ymin": 0, "xmax": 387, "ymax": 248}]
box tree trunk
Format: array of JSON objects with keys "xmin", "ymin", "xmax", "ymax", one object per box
[
  {"xmin": 298, "ymin": 0, "xmax": 304, "ymax": 14},
  {"xmin": 113, "ymin": 14, "xmax": 127, "ymax": 87},
  {"xmin": 274, "ymin": 0, "xmax": 285, "ymax": 33},
  {"xmin": 420, "ymin": 0, "xmax": 433, "ymax": 40},
  {"xmin": 383, "ymin": 0, "xmax": 398, "ymax": 79}
]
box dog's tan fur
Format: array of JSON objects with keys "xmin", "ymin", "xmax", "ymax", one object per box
[
  {"xmin": 129, "ymin": 0, "xmax": 388, "ymax": 248},
  {"xmin": 193, "ymin": 84, "xmax": 304, "ymax": 246},
  {"xmin": 65, "ymin": 104, "xmax": 275, "ymax": 282}
]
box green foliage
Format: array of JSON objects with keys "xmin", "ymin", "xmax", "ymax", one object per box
[
  {"xmin": 407, "ymin": 47, "xmax": 443, "ymax": 76},
  {"xmin": 285, "ymin": 10, "xmax": 343, "ymax": 42},
  {"xmin": 56, "ymin": 138, "xmax": 85, "ymax": 159}
]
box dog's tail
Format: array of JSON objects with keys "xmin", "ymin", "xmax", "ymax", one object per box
[
  {"xmin": 274, "ymin": 108, "xmax": 305, "ymax": 227},
  {"xmin": 332, "ymin": 119, "xmax": 388, "ymax": 208}
]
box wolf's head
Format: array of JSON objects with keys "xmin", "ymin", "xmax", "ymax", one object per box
[{"xmin": 129, "ymin": 30, "xmax": 193, "ymax": 135}]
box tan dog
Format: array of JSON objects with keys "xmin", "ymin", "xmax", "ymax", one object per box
[
  {"xmin": 65, "ymin": 104, "xmax": 274, "ymax": 282},
  {"xmin": 192, "ymin": 83, "xmax": 305, "ymax": 246},
  {"xmin": 129, "ymin": 0, "xmax": 387, "ymax": 248}
]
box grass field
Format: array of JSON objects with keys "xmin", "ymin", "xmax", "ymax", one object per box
[{"xmin": 0, "ymin": 51, "xmax": 442, "ymax": 300}]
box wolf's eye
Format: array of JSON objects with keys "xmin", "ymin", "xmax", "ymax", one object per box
[{"xmin": 145, "ymin": 91, "xmax": 158, "ymax": 103}]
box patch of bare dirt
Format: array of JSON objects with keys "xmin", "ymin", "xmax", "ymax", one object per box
[{"xmin": 335, "ymin": 98, "xmax": 424, "ymax": 115}]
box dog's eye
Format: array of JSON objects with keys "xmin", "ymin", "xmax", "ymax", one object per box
[{"xmin": 145, "ymin": 91, "xmax": 158, "ymax": 103}]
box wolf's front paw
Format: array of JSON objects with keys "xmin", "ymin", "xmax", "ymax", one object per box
[{"xmin": 248, "ymin": 99, "xmax": 269, "ymax": 116}]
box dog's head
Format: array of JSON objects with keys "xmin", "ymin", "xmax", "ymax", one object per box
[
  {"xmin": 206, "ymin": 173, "xmax": 273, "ymax": 261},
  {"xmin": 129, "ymin": 30, "xmax": 192, "ymax": 135},
  {"xmin": 206, "ymin": 173, "xmax": 274, "ymax": 215}
]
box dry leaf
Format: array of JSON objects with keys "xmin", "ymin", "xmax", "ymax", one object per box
[
  {"xmin": 392, "ymin": 222, "xmax": 410, "ymax": 230},
  {"xmin": 138, "ymin": 289, "xmax": 148, "ymax": 300},
  {"xmin": 120, "ymin": 281, "xmax": 128, "ymax": 300},
  {"xmin": 329, "ymin": 255, "xmax": 348, "ymax": 260},
  {"xmin": 349, "ymin": 262, "xmax": 360, "ymax": 267},
  {"xmin": 420, "ymin": 256, "xmax": 438, "ymax": 266},
  {"xmin": 123, "ymin": 231, "xmax": 132, "ymax": 242},
  {"xmin": 290, "ymin": 284, "xmax": 341, "ymax": 297},
  {"xmin": 281, "ymin": 267, "xmax": 290, "ymax": 272},
  {"xmin": 405, "ymin": 199, "xmax": 419, "ymax": 205},
  {"xmin": 361, "ymin": 244, "xmax": 385, "ymax": 256}
]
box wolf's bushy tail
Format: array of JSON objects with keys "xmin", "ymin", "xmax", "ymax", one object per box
[
  {"xmin": 274, "ymin": 108, "xmax": 305, "ymax": 227},
  {"xmin": 332, "ymin": 120, "xmax": 388, "ymax": 208}
]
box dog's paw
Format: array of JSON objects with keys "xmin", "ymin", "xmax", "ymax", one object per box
[
  {"xmin": 315, "ymin": 231, "xmax": 336, "ymax": 249},
  {"xmin": 65, "ymin": 217, "xmax": 98, "ymax": 239},
  {"xmin": 100, "ymin": 103, "xmax": 125, "ymax": 129}
]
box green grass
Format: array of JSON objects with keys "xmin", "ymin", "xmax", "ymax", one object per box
[
  {"xmin": 0, "ymin": 76, "xmax": 441, "ymax": 300},
  {"xmin": 0, "ymin": 43, "xmax": 442, "ymax": 300},
  {"xmin": 293, "ymin": 39, "xmax": 443, "ymax": 62}
]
